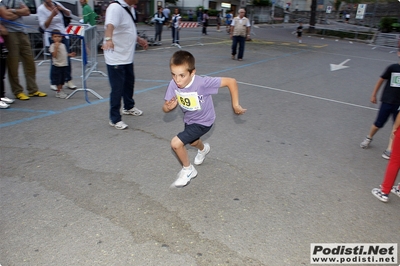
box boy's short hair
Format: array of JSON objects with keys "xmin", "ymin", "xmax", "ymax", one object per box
[
  {"xmin": 170, "ymin": 50, "xmax": 195, "ymax": 73},
  {"xmin": 51, "ymin": 29, "xmax": 62, "ymax": 36}
]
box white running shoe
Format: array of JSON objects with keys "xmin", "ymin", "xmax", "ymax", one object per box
[
  {"xmin": 194, "ymin": 143, "xmax": 210, "ymax": 165},
  {"xmin": 1, "ymin": 97, "xmax": 15, "ymax": 104},
  {"xmin": 173, "ymin": 165, "xmax": 198, "ymax": 187},
  {"xmin": 122, "ymin": 107, "xmax": 143, "ymax": 116},
  {"xmin": 109, "ymin": 120, "xmax": 128, "ymax": 130},
  {"xmin": 50, "ymin": 85, "xmax": 58, "ymax": 91},
  {"xmin": 360, "ymin": 137, "xmax": 372, "ymax": 149},
  {"xmin": 66, "ymin": 81, "xmax": 77, "ymax": 90},
  {"xmin": 391, "ymin": 185, "xmax": 400, "ymax": 198},
  {"xmin": 0, "ymin": 100, "xmax": 9, "ymax": 109}
]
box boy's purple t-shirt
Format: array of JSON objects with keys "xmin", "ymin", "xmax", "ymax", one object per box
[{"xmin": 164, "ymin": 75, "xmax": 221, "ymax": 126}]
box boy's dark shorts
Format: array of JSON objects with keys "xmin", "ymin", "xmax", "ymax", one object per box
[
  {"xmin": 374, "ymin": 102, "xmax": 400, "ymax": 128},
  {"xmin": 51, "ymin": 65, "xmax": 68, "ymax": 86},
  {"xmin": 177, "ymin": 123, "xmax": 213, "ymax": 145}
]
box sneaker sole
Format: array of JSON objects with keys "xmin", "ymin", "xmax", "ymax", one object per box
[{"xmin": 174, "ymin": 175, "xmax": 197, "ymax": 188}]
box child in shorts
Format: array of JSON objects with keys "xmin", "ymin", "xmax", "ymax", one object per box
[
  {"xmin": 49, "ymin": 30, "xmax": 76, "ymax": 99},
  {"xmin": 163, "ymin": 50, "xmax": 246, "ymax": 188}
]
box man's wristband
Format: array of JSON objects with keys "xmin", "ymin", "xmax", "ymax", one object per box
[
  {"xmin": 12, "ymin": 9, "xmax": 17, "ymax": 14},
  {"xmin": 105, "ymin": 37, "xmax": 112, "ymax": 41}
]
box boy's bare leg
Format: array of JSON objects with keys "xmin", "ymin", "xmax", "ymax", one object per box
[
  {"xmin": 171, "ymin": 136, "xmax": 190, "ymax": 167},
  {"xmin": 190, "ymin": 139, "xmax": 204, "ymax": 151}
]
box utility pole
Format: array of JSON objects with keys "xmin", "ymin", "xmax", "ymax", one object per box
[{"xmin": 309, "ymin": 0, "xmax": 316, "ymax": 33}]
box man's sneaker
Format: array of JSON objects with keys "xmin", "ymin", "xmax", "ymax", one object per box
[
  {"xmin": 66, "ymin": 81, "xmax": 77, "ymax": 90},
  {"xmin": 50, "ymin": 85, "xmax": 58, "ymax": 91},
  {"xmin": 56, "ymin": 90, "xmax": 68, "ymax": 99},
  {"xmin": 173, "ymin": 165, "xmax": 198, "ymax": 187},
  {"xmin": 1, "ymin": 97, "xmax": 14, "ymax": 104},
  {"xmin": 391, "ymin": 185, "xmax": 400, "ymax": 198},
  {"xmin": 360, "ymin": 137, "xmax": 372, "ymax": 149},
  {"xmin": 122, "ymin": 107, "xmax": 143, "ymax": 116},
  {"xmin": 28, "ymin": 91, "xmax": 47, "ymax": 97},
  {"xmin": 194, "ymin": 143, "xmax": 210, "ymax": 165},
  {"xmin": 16, "ymin": 92, "xmax": 30, "ymax": 100},
  {"xmin": 0, "ymin": 100, "xmax": 9, "ymax": 109},
  {"xmin": 371, "ymin": 188, "xmax": 389, "ymax": 202},
  {"xmin": 382, "ymin": 150, "xmax": 391, "ymax": 160},
  {"xmin": 109, "ymin": 120, "xmax": 128, "ymax": 130}
]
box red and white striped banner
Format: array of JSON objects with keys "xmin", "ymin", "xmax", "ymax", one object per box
[
  {"xmin": 66, "ymin": 25, "xmax": 84, "ymax": 36},
  {"xmin": 180, "ymin": 22, "xmax": 198, "ymax": 28}
]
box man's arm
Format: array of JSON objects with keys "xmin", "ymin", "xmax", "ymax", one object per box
[
  {"xmin": 0, "ymin": 6, "xmax": 20, "ymax": 20},
  {"xmin": 220, "ymin": 77, "xmax": 246, "ymax": 115},
  {"xmin": 12, "ymin": 1, "xmax": 30, "ymax": 17}
]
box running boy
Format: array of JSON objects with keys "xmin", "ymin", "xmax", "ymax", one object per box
[
  {"xmin": 360, "ymin": 49, "xmax": 400, "ymax": 159},
  {"xmin": 49, "ymin": 30, "xmax": 76, "ymax": 99},
  {"xmin": 296, "ymin": 22, "xmax": 303, "ymax": 43},
  {"xmin": 163, "ymin": 50, "xmax": 246, "ymax": 188}
]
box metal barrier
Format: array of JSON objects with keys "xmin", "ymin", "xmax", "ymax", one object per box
[{"xmin": 65, "ymin": 23, "xmax": 106, "ymax": 100}]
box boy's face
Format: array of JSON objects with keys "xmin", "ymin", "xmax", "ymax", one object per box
[
  {"xmin": 170, "ymin": 64, "xmax": 195, "ymax": 89},
  {"xmin": 52, "ymin": 34, "xmax": 63, "ymax": 42}
]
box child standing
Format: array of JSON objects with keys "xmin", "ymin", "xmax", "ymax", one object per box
[
  {"xmin": 163, "ymin": 50, "xmax": 246, "ymax": 188},
  {"xmin": 49, "ymin": 30, "xmax": 76, "ymax": 99},
  {"xmin": 296, "ymin": 22, "xmax": 303, "ymax": 43},
  {"xmin": 360, "ymin": 50, "xmax": 400, "ymax": 159}
]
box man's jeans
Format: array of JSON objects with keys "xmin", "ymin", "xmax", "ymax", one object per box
[
  {"xmin": 231, "ymin": 35, "xmax": 246, "ymax": 59},
  {"xmin": 106, "ymin": 63, "xmax": 136, "ymax": 124}
]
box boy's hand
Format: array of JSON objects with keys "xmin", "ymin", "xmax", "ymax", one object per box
[
  {"xmin": 233, "ymin": 104, "xmax": 246, "ymax": 115},
  {"xmin": 165, "ymin": 97, "xmax": 178, "ymax": 111}
]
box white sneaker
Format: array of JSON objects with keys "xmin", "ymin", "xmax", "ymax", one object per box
[
  {"xmin": 360, "ymin": 137, "xmax": 372, "ymax": 149},
  {"xmin": 194, "ymin": 143, "xmax": 210, "ymax": 165},
  {"xmin": 1, "ymin": 97, "xmax": 15, "ymax": 104},
  {"xmin": 66, "ymin": 81, "xmax": 77, "ymax": 90},
  {"xmin": 371, "ymin": 188, "xmax": 389, "ymax": 202},
  {"xmin": 173, "ymin": 165, "xmax": 198, "ymax": 187},
  {"xmin": 122, "ymin": 107, "xmax": 143, "ymax": 116},
  {"xmin": 56, "ymin": 90, "xmax": 68, "ymax": 99},
  {"xmin": 50, "ymin": 85, "xmax": 58, "ymax": 91},
  {"xmin": 0, "ymin": 100, "xmax": 9, "ymax": 109},
  {"xmin": 391, "ymin": 184, "xmax": 400, "ymax": 197},
  {"xmin": 109, "ymin": 120, "xmax": 128, "ymax": 130}
]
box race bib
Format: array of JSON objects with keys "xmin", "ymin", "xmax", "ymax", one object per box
[
  {"xmin": 175, "ymin": 90, "xmax": 201, "ymax": 111},
  {"xmin": 390, "ymin": 73, "xmax": 400, "ymax": 88}
]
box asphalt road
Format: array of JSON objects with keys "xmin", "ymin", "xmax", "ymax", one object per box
[{"xmin": 1, "ymin": 24, "xmax": 399, "ymax": 266}]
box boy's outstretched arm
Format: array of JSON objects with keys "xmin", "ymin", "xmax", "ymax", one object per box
[
  {"xmin": 220, "ymin": 77, "xmax": 247, "ymax": 115},
  {"xmin": 163, "ymin": 97, "xmax": 178, "ymax": 113}
]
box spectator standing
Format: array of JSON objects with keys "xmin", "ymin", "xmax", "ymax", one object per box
[
  {"xmin": 1, "ymin": 0, "xmax": 47, "ymax": 100},
  {"xmin": 162, "ymin": 6, "xmax": 170, "ymax": 27},
  {"xmin": 153, "ymin": 6, "xmax": 165, "ymax": 45},
  {"xmin": 0, "ymin": 7, "xmax": 14, "ymax": 108},
  {"xmin": 202, "ymin": 10, "xmax": 209, "ymax": 35},
  {"xmin": 216, "ymin": 11, "xmax": 222, "ymax": 31},
  {"xmin": 171, "ymin": 8, "xmax": 181, "ymax": 45},
  {"xmin": 102, "ymin": 0, "xmax": 148, "ymax": 130},
  {"xmin": 196, "ymin": 8, "xmax": 203, "ymax": 24},
  {"xmin": 188, "ymin": 9, "xmax": 193, "ymax": 21},
  {"xmin": 230, "ymin": 8, "xmax": 251, "ymax": 61},
  {"xmin": 225, "ymin": 10, "xmax": 232, "ymax": 33},
  {"xmin": 38, "ymin": 0, "xmax": 77, "ymax": 91},
  {"xmin": 80, "ymin": 0, "xmax": 97, "ymax": 26}
]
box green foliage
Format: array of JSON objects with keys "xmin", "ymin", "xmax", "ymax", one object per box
[
  {"xmin": 252, "ymin": 0, "xmax": 271, "ymax": 7},
  {"xmin": 207, "ymin": 9, "xmax": 219, "ymax": 16},
  {"xmin": 380, "ymin": 17, "xmax": 398, "ymax": 33}
]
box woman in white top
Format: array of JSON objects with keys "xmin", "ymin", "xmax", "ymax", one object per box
[{"xmin": 38, "ymin": 0, "xmax": 76, "ymax": 90}]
